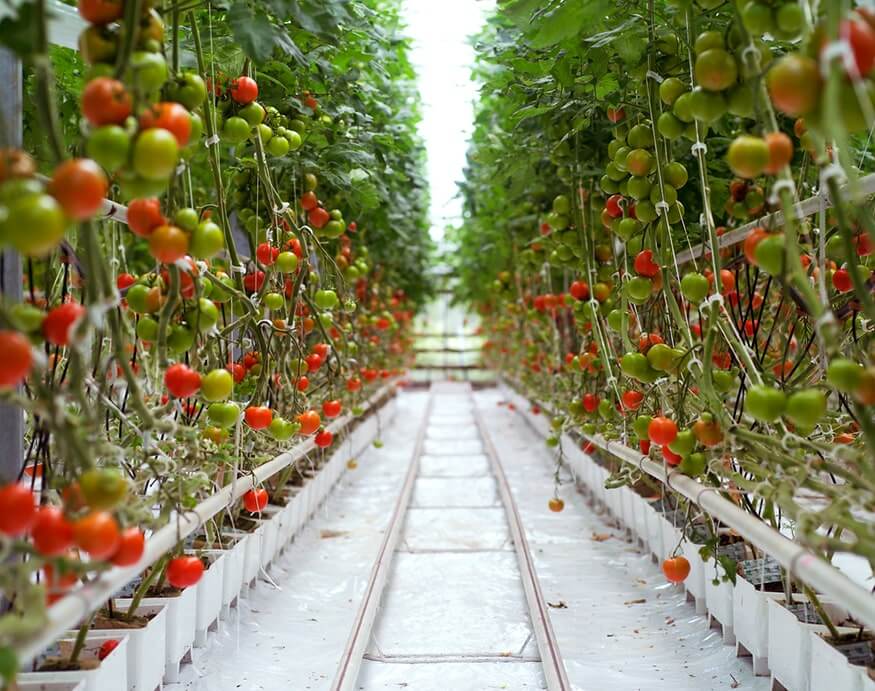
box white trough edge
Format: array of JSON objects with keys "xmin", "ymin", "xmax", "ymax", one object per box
[
  {"xmin": 675, "ymin": 171, "xmax": 875, "ymax": 265},
  {"xmin": 498, "ymin": 380, "xmax": 875, "ymax": 634},
  {"xmin": 15, "ymin": 381, "xmax": 399, "ymax": 665}
]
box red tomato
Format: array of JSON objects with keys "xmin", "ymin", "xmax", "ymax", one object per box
[
  {"xmin": 43, "ymin": 303, "xmax": 87, "ymax": 346},
  {"xmin": 621, "ymin": 390, "xmax": 644, "ymax": 411},
  {"xmin": 78, "ymin": 0, "xmax": 123, "ymax": 23},
  {"xmin": 243, "ymin": 488, "xmax": 268, "ymax": 513},
  {"xmin": 322, "ymin": 399, "xmax": 342, "ymax": 418},
  {"xmin": 582, "ymin": 393, "xmax": 599, "ymax": 413},
  {"xmin": 346, "ymin": 376, "xmax": 362, "ymax": 392},
  {"xmin": 662, "ymin": 555, "xmax": 691, "ymax": 583},
  {"xmin": 0, "ymin": 484, "xmax": 35, "ymax": 536},
  {"xmin": 230, "ymin": 76, "xmax": 258, "ymax": 104},
  {"xmin": 315, "ymin": 429, "xmax": 333, "ymax": 448},
  {"xmin": 243, "ymin": 271, "xmax": 266, "ymax": 293},
  {"xmin": 297, "ymin": 410, "xmax": 321, "ymax": 435},
  {"xmin": 139, "ymin": 102, "xmax": 192, "ymax": 147},
  {"xmin": 74, "ymin": 511, "xmax": 121, "ymax": 560},
  {"xmin": 605, "ymin": 194, "xmax": 624, "ymax": 218},
  {"xmin": 0, "ymin": 330, "xmax": 33, "ymax": 389},
  {"xmin": 306, "ymin": 353, "xmax": 323, "ymax": 372},
  {"xmin": 662, "ymin": 445, "xmax": 683, "ymax": 466},
  {"xmin": 648, "ymin": 416, "xmax": 678, "ymax": 446},
  {"xmin": 297, "ymin": 375, "xmax": 310, "ymax": 391},
  {"xmin": 166, "ymin": 555, "xmax": 204, "ymax": 588},
  {"xmin": 164, "ymin": 363, "xmax": 201, "ymax": 398},
  {"xmin": 634, "ymin": 249, "xmax": 660, "ymax": 277},
  {"xmin": 81, "ymin": 77, "xmax": 132, "ymax": 126},
  {"xmin": 48, "ymin": 158, "xmax": 108, "ymax": 220},
  {"xmin": 833, "ymin": 268, "xmax": 853, "ymax": 292},
  {"xmin": 98, "ymin": 639, "xmax": 120, "ymax": 661},
  {"xmin": 312, "ymin": 343, "xmax": 330, "ymax": 359},
  {"xmin": 256, "ymin": 242, "xmax": 278, "ymax": 266},
  {"xmin": 31, "ymin": 506, "xmax": 74, "ymax": 556},
  {"xmin": 116, "ymin": 273, "xmax": 136, "ymax": 291},
  {"xmin": 228, "ymin": 362, "xmax": 246, "ymax": 383},
  {"xmin": 244, "ymin": 406, "xmax": 273, "ymax": 430},
  {"xmin": 127, "ymin": 198, "xmax": 166, "ymax": 238},
  {"xmin": 43, "ymin": 557, "xmax": 79, "ymax": 603},
  {"xmin": 308, "ymin": 207, "xmax": 331, "ymax": 229},
  {"xmin": 148, "ymin": 225, "xmax": 189, "ymax": 264},
  {"xmin": 569, "ymin": 280, "xmax": 589, "ymax": 300},
  {"xmin": 300, "ymin": 191, "xmax": 318, "ymax": 211},
  {"xmin": 110, "ymin": 527, "xmax": 145, "ymax": 566}
]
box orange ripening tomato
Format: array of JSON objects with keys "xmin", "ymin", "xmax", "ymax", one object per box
[
  {"xmin": 662, "ymin": 555, "xmax": 691, "ymax": 583},
  {"xmin": 48, "ymin": 158, "xmax": 108, "ymax": 221},
  {"xmin": 297, "ymin": 410, "xmax": 321, "ymax": 435}
]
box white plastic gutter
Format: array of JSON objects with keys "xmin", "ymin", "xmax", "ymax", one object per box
[
  {"xmin": 15, "ymin": 382, "xmax": 398, "ymax": 665},
  {"xmin": 500, "ymin": 381, "xmax": 875, "ymax": 633}
]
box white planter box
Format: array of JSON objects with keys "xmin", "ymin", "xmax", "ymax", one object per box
[
  {"xmin": 89, "ymin": 603, "xmax": 167, "ymax": 691},
  {"xmin": 117, "ymin": 584, "xmax": 197, "ymax": 684},
  {"xmin": 660, "ymin": 515, "xmax": 683, "ymax": 563},
  {"xmin": 733, "ymin": 575, "xmax": 781, "ymax": 676},
  {"xmin": 682, "ymin": 541, "xmax": 708, "ymax": 616},
  {"xmin": 281, "ymin": 487, "xmax": 303, "ymax": 545},
  {"xmin": 643, "ymin": 504, "xmax": 664, "ymax": 561},
  {"xmin": 297, "ymin": 481, "xmax": 313, "ymax": 526},
  {"xmin": 861, "ymin": 668, "xmax": 875, "ymax": 690},
  {"xmin": 20, "ymin": 634, "xmax": 128, "ymax": 691},
  {"xmin": 219, "ymin": 534, "xmax": 248, "ymax": 618},
  {"xmin": 810, "ymin": 630, "xmax": 870, "ymax": 691},
  {"xmin": 619, "ymin": 487, "xmax": 636, "ymax": 534},
  {"xmin": 17, "ymin": 681, "xmax": 86, "ymax": 690},
  {"xmin": 631, "ymin": 493, "xmax": 649, "ymax": 549},
  {"xmin": 228, "ymin": 524, "xmax": 264, "ymax": 591},
  {"xmin": 257, "ymin": 507, "xmax": 282, "ymax": 569},
  {"xmin": 768, "ymin": 596, "xmax": 855, "ymax": 691},
  {"xmin": 704, "ymin": 559, "xmax": 735, "ymax": 644},
  {"xmin": 190, "ymin": 551, "xmax": 226, "ymax": 647}
]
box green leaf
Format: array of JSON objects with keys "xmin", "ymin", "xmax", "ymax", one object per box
[
  {"xmin": 595, "ymin": 73, "xmax": 618, "ymax": 99},
  {"xmin": 227, "ymin": 1, "xmax": 305, "ymax": 64}
]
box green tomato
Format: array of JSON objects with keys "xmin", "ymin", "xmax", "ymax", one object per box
[
  {"xmin": 680, "ymin": 272, "xmax": 709, "ymax": 303},
  {"xmin": 202, "ymin": 368, "xmax": 234, "ymax": 402},
  {"xmin": 745, "ymin": 384, "xmax": 787, "ymax": 423},
  {"xmin": 80, "ymin": 467, "xmax": 128, "ymax": 510},
  {"xmin": 668, "ymin": 429, "xmax": 695, "ymax": 457},
  {"xmin": 633, "ymin": 415, "xmax": 652, "ymax": 439},
  {"xmin": 133, "ymin": 128, "xmax": 179, "ymax": 181},
  {"xmin": 276, "ymin": 251, "xmax": 299, "ymax": 273},
  {"xmin": 187, "ymin": 298, "xmax": 219, "ymax": 332},
  {"xmin": 168, "ymin": 324, "xmax": 194, "ymax": 353},
  {"xmin": 174, "ymin": 207, "xmax": 199, "ymax": 231},
  {"xmin": 314, "ymin": 289, "xmax": 339, "ymax": 310},
  {"xmin": 4, "ymin": 193, "xmax": 67, "ymax": 258},
  {"xmin": 170, "ymin": 72, "xmax": 207, "ymax": 109},
  {"xmin": 207, "ymin": 401, "xmax": 240, "ymax": 428},
  {"xmin": 679, "ymin": 452, "xmax": 707, "ymax": 477},
  {"xmin": 254, "ymin": 124, "xmax": 273, "ymax": 143},
  {"xmin": 239, "ymin": 102, "xmax": 266, "ymax": 127},
  {"xmin": 263, "ymin": 292, "xmax": 285, "ymax": 310},
  {"xmin": 269, "ymin": 417, "xmax": 300, "ymax": 441},
  {"xmin": 785, "ymin": 389, "xmax": 827, "ymax": 430},
  {"xmin": 136, "ymin": 315, "xmax": 159, "ymax": 341},
  {"xmin": 8, "ymin": 303, "xmax": 45, "ymax": 333},
  {"xmin": 646, "ymin": 343, "xmax": 679, "ymax": 372},
  {"xmin": 827, "ymin": 358, "xmax": 864, "ymax": 393},
  {"xmin": 659, "ymin": 77, "xmax": 686, "ymax": 106},
  {"xmin": 190, "ymin": 220, "xmax": 225, "ymax": 259},
  {"xmin": 712, "ymin": 369, "xmax": 736, "ymax": 394},
  {"xmin": 267, "ymin": 135, "xmax": 290, "ymax": 157},
  {"xmin": 286, "ymin": 130, "xmax": 303, "ymax": 151},
  {"xmin": 221, "ymin": 116, "xmax": 250, "ymax": 145},
  {"xmin": 753, "ymin": 233, "xmax": 786, "ymax": 276},
  {"xmin": 87, "ymin": 125, "xmax": 131, "ymax": 172},
  {"xmin": 626, "ymin": 276, "xmax": 652, "ymax": 304},
  {"xmin": 128, "ymin": 51, "xmax": 168, "ymax": 93},
  {"xmin": 621, "ymin": 352, "xmax": 660, "ymax": 383},
  {"xmin": 607, "ymin": 309, "xmax": 624, "ymax": 332}
]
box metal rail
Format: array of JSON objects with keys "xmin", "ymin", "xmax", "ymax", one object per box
[
  {"xmin": 473, "ymin": 403, "xmax": 571, "ymax": 691},
  {"xmin": 330, "ymin": 394, "xmax": 433, "ymax": 691},
  {"xmin": 675, "ymin": 172, "xmax": 875, "ymax": 266},
  {"xmin": 500, "ymin": 381, "xmax": 875, "ymax": 633},
  {"xmin": 15, "ymin": 382, "xmax": 399, "ymax": 664}
]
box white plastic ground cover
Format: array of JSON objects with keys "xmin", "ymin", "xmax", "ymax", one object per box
[
  {"xmin": 358, "ymin": 385, "xmax": 547, "ymax": 690},
  {"xmin": 474, "ymin": 388, "xmax": 770, "ymax": 691},
  {"xmin": 161, "ymin": 391, "xmax": 431, "ymax": 690}
]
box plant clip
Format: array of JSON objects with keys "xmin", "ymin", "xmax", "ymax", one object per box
[
  {"xmin": 690, "ymin": 141, "xmax": 708, "ymax": 155},
  {"xmin": 204, "ymin": 134, "xmax": 221, "ymax": 147},
  {"xmin": 646, "ymin": 70, "xmax": 664, "ymax": 83},
  {"xmin": 769, "ymin": 178, "xmax": 796, "ymax": 206},
  {"xmin": 820, "ymin": 39, "xmax": 857, "ymax": 78}
]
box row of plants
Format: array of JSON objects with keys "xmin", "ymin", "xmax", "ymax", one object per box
[
  {"xmin": 0, "ymin": 0, "xmax": 431, "ymax": 680},
  {"xmin": 454, "ymin": 0, "xmax": 875, "ymax": 666}
]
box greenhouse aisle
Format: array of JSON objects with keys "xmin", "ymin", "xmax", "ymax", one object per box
[{"xmin": 166, "ymin": 384, "xmax": 768, "ymax": 690}]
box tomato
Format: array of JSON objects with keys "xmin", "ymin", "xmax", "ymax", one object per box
[
  {"xmin": 582, "ymin": 393, "xmax": 599, "ymax": 413},
  {"xmin": 727, "ymin": 135, "xmax": 768, "ymax": 179},
  {"xmin": 166, "ymin": 555, "xmax": 204, "ymax": 588},
  {"xmin": 133, "ymin": 128, "xmax": 179, "ymax": 181},
  {"xmin": 207, "ymin": 401, "xmax": 240, "ymax": 428},
  {"xmin": 243, "ymin": 488, "xmax": 268, "ymax": 513},
  {"xmin": 743, "ymin": 227, "xmax": 768, "ymax": 265},
  {"xmin": 201, "ymin": 368, "xmax": 234, "ymax": 402},
  {"xmin": 30, "ymin": 506, "xmax": 74, "ymax": 556},
  {"xmin": 745, "ymin": 384, "xmax": 787, "ymax": 422},
  {"xmin": 43, "ymin": 557, "xmax": 79, "ymax": 603},
  {"xmin": 82, "ymin": 78, "xmax": 131, "ymax": 126},
  {"xmin": 276, "ymin": 251, "xmax": 299, "ymax": 273},
  {"xmin": 169, "ymin": 72, "xmax": 207, "ymax": 110},
  {"xmin": 633, "ymin": 249, "xmax": 659, "ymax": 277},
  {"xmin": 695, "ymin": 49, "xmax": 737, "ymax": 92},
  {"xmin": 315, "ymin": 289, "xmax": 339, "ymax": 310},
  {"xmin": 662, "ymin": 555, "xmax": 691, "ymax": 583},
  {"xmin": 139, "ymin": 102, "xmax": 192, "ymax": 147},
  {"xmin": 315, "ymin": 429, "xmax": 333, "ymax": 448},
  {"xmin": 785, "ymin": 389, "xmax": 826, "ymax": 430},
  {"xmin": 43, "ymin": 303, "xmax": 86, "ymax": 346},
  {"xmin": 230, "ymin": 76, "xmax": 258, "ymax": 104},
  {"xmin": 126, "ymin": 198, "xmax": 165, "ymax": 237},
  {"xmin": 243, "ymin": 271, "xmax": 265, "ymax": 293},
  {"xmin": 569, "ymin": 280, "xmax": 589, "ymax": 300},
  {"xmin": 306, "ymin": 353, "xmax": 323, "ymax": 372},
  {"xmin": 767, "ymin": 55, "xmax": 820, "ymax": 117},
  {"xmin": 110, "ymin": 527, "xmax": 145, "ymax": 566},
  {"xmin": 308, "ymin": 207, "xmax": 331, "ymax": 229},
  {"xmin": 680, "ymin": 272, "xmax": 708, "ymax": 303},
  {"xmin": 189, "ymin": 220, "xmax": 224, "ymax": 259},
  {"xmin": 74, "ymin": 511, "xmax": 120, "ymax": 560},
  {"xmin": 48, "ymin": 158, "xmax": 107, "ymax": 221},
  {"xmin": 127, "ymin": 51, "xmax": 168, "ymax": 93},
  {"xmin": 621, "ymin": 390, "xmax": 644, "ymax": 411},
  {"xmin": 827, "ymin": 358, "xmax": 864, "ymax": 393},
  {"xmin": 148, "ymin": 224, "xmax": 188, "ymax": 263},
  {"xmin": 97, "ymin": 639, "xmax": 120, "ymax": 661},
  {"xmin": 753, "ymin": 233, "xmax": 785, "ymax": 276},
  {"xmin": 297, "ymin": 410, "xmax": 321, "ymax": 435},
  {"xmin": 244, "ymin": 406, "xmax": 273, "ymax": 430},
  {"xmin": 856, "ymin": 367, "xmax": 875, "ymax": 405},
  {"xmin": 2, "ymin": 191, "xmax": 67, "ymax": 257},
  {"xmin": 86, "ymin": 125, "xmax": 130, "ymax": 172},
  {"xmin": 80, "ymin": 467, "xmax": 127, "ymax": 509},
  {"xmin": 662, "ymin": 445, "xmax": 683, "ymax": 466},
  {"xmin": 0, "ymin": 484, "xmax": 34, "ymax": 536},
  {"xmin": 346, "ymin": 376, "xmax": 362, "ymax": 392},
  {"xmin": 322, "ymin": 399, "xmax": 342, "ymax": 418},
  {"xmin": 78, "ymin": 0, "xmax": 122, "ymax": 23},
  {"xmin": 301, "ymin": 191, "xmax": 318, "ymax": 211},
  {"xmin": 764, "ymin": 132, "xmax": 793, "ymax": 174},
  {"xmin": 547, "ymin": 497, "xmax": 565, "ymax": 512},
  {"xmin": 692, "ymin": 415, "xmax": 722, "ymax": 447},
  {"xmin": 647, "ymin": 416, "xmax": 678, "ymax": 446},
  {"xmin": 0, "ymin": 330, "xmax": 32, "ymax": 389}
]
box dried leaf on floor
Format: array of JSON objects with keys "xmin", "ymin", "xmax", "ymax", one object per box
[
  {"xmin": 547, "ymin": 600, "xmax": 568, "ymax": 609},
  {"xmin": 320, "ymin": 529, "xmax": 349, "ymax": 539}
]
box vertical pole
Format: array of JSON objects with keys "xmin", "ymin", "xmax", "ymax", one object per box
[{"xmin": 0, "ymin": 48, "xmax": 24, "ymax": 483}]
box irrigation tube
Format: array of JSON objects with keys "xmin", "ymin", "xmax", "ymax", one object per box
[
  {"xmin": 499, "ymin": 382, "xmax": 875, "ymax": 633},
  {"xmin": 675, "ymin": 171, "xmax": 875, "ymax": 265},
  {"xmin": 15, "ymin": 382, "xmax": 399, "ymax": 665},
  {"xmin": 331, "ymin": 394, "xmax": 433, "ymax": 691}
]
